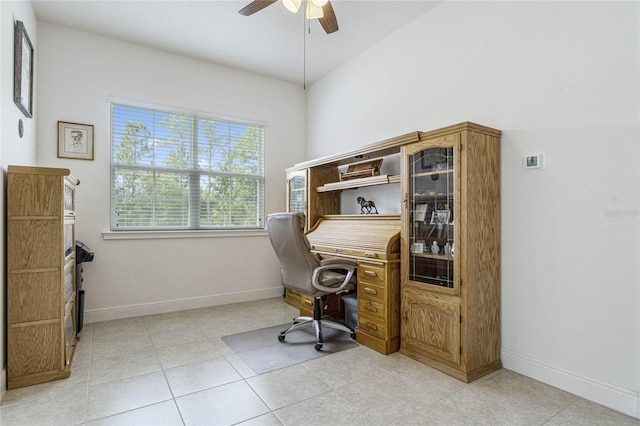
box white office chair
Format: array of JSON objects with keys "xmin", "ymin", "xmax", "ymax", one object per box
[{"xmin": 266, "ymin": 212, "xmax": 356, "ymax": 350}]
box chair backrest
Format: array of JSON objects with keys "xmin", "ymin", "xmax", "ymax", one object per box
[{"xmin": 266, "ymin": 212, "xmax": 321, "ymax": 294}]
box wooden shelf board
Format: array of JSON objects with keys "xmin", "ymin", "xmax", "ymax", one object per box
[
  {"xmin": 410, "ymin": 252, "xmax": 453, "ymax": 261},
  {"xmin": 294, "ymin": 132, "xmax": 421, "ymax": 169},
  {"xmin": 317, "ymin": 174, "xmax": 400, "ymax": 193}
]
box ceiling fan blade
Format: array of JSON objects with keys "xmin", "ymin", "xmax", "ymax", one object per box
[
  {"xmin": 238, "ymin": 0, "xmax": 278, "ymax": 16},
  {"xmin": 318, "ymin": 1, "xmax": 339, "ymax": 34}
]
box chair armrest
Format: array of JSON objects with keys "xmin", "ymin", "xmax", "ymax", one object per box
[
  {"xmin": 311, "ymin": 263, "xmax": 356, "ymax": 293},
  {"xmin": 320, "ymin": 257, "xmax": 357, "ymax": 268}
]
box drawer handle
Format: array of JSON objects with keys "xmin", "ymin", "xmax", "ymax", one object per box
[
  {"xmin": 364, "ymin": 322, "xmax": 378, "ymax": 331},
  {"xmin": 364, "ymin": 287, "xmax": 377, "ymax": 295},
  {"xmin": 364, "ymin": 306, "xmax": 378, "ymax": 313},
  {"xmin": 364, "ymin": 252, "xmax": 378, "ymax": 258},
  {"xmin": 304, "ymin": 300, "xmax": 313, "ymax": 306},
  {"xmin": 364, "ymin": 270, "xmax": 377, "ymax": 277}
]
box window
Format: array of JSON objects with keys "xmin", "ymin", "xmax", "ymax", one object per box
[{"xmin": 110, "ymin": 102, "xmax": 265, "ymax": 231}]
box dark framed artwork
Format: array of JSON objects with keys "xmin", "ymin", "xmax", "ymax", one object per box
[
  {"xmin": 58, "ymin": 121, "xmax": 94, "ymax": 160},
  {"xmin": 14, "ymin": 20, "xmax": 34, "ymax": 118}
]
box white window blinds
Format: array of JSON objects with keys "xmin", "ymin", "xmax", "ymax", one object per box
[{"xmin": 110, "ymin": 102, "xmax": 265, "ymax": 231}]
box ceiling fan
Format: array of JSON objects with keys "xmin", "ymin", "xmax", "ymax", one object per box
[{"xmin": 239, "ymin": 0, "xmax": 339, "ymax": 34}]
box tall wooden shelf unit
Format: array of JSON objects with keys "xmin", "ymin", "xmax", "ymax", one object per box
[
  {"xmin": 7, "ymin": 165, "xmax": 80, "ymax": 389},
  {"xmin": 282, "ymin": 123, "xmax": 501, "ymax": 378},
  {"xmin": 400, "ymin": 122, "xmax": 501, "ymax": 382}
]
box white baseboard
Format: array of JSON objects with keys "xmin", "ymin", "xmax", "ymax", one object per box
[
  {"xmin": 502, "ymin": 349, "xmax": 639, "ymax": 419},
  {"xmin": 0, "ymin": 366, "xmax": 6, "ymax": 402},
  {"xmin": 83, "ymin": 287, "xmax": 284, "ymax": 324}
]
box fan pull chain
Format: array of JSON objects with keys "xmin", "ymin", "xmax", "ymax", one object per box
[{"xmin": 303, "ymin": 2, "xmax": 307, "ymax": 90}]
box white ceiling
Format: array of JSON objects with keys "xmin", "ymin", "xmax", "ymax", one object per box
[{"xmin": 32, "ymin": 0, "xmax": 439, "ymax": 86}]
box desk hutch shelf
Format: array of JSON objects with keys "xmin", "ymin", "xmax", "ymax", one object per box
[{"xmin": 286, "ymin": 131, "xmax": 421, "ymax": 230}]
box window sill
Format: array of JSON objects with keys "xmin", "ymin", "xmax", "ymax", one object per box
[{"xmin": 102, "ymin": 229, "xmax": 268, "ymax": 240}]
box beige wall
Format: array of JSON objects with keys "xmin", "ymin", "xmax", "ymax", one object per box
[
  {"xmin": 34, "ymin": 22, "xmax": 307, "ymax": 323},
  {"xmin": 1, "ymin": 0, "xmax": 38, "ymax": 401},
  {"xmin": 305, "ymin": 0, "xmax": 640, "ymax": 418}
]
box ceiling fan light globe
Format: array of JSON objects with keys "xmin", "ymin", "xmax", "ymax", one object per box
[
  {"xmin": 306, "ymin": 1, "xmax": 324, "ymax": 19},
  {"xmin": 311, "ymin": 0, "xmax": 328, "ymax": 6},
  {"xmin": 282, "ymin": 0, "xmax": 301, "ymax": 13}
]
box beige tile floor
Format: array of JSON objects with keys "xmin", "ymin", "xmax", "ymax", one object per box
[{"xmin": 1, "ymin": 297, "xmax": 638, "ymax": 426}]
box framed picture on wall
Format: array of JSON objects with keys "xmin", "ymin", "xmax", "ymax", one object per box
[
  {"xmin": 14, "ymin": 21, "xmax": 34, "ymax": 118},
  {"xmin": 58, "ymin": 121, "xmax": 94, "ymax": 160}
]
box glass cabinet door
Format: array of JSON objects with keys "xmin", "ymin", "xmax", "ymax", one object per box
[
  {"xmin": 286, "ymin": 170, "xmax": 307, "ymax": 214},
  {"xmin": 406, "ymin": 144, "xmax": 458, "ymax": 291},
  {"xmin": 64, "ymin": 179, "xmax": 75, "ymax": 215}
]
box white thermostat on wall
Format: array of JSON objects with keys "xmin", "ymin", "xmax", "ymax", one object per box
[{"xmin": 523, "ymin": 153, "xmax": 545, "ymax": 171}]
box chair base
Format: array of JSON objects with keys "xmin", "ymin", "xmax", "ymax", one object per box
[{"xmin": 279, "ymin": 297, "xmax": 355, "ymax": 351}]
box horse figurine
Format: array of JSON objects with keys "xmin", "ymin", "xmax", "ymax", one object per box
[{"xmin": 357, "ymin": 197, "xmax": 378, "ymax": 214}]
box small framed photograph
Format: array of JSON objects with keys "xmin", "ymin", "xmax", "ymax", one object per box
[
  {"xmin": 430, "ymin": 210, "xmax": 450, "ymax": 225},
  {"xmin": 411, "ymin": 242, "xmax": 425, "ymax": 254},
  {"xmin": 414, "ymin": 204, "xmax": 428, "ymax": 222},
  {"xmin": 58, "ymin": 121, "xmax": 94, "ymax": 160},
  {"xmin": 14, "ymin": 21, "xmax": 34, "ymax": 118}
]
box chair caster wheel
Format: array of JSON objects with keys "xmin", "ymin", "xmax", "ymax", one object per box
[
  {"xmin": 351, "ymin": 333, "xmax": 356, "ymax": 339},
  {"xmin": 315, "ymin": 343, "xmax": 323, "ymax": 351},
  {"xmin": 278, "ymin": 335, "xmax": 286, "ymax": 342}
]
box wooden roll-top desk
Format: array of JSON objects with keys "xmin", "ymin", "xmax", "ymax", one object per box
[{"xmin": 306, "ymin": 215, "xmax": 401, "ymax": 355}]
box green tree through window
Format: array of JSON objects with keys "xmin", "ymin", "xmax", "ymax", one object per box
[{"xmin": 111, "ymin": 103, "xmax": 265, "ymax": 230}]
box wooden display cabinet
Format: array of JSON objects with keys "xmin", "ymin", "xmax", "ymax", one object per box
[
  {"xmin": 281, "ymin": 124, "xmax": 499, "ymax": 363},
  {"xmin": 7, "ymin": 165, "xmax": 80, "ymax": 389},
  {"xmin": 400, "ymin": 122, "xmax": 501, "ymax": 382}
]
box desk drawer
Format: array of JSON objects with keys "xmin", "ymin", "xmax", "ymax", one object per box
[
  {"xmin": 311, "ymin": 246, "xmax": 390, "ymax": 261},
  {"xmin": 285, "ymin": 289, "xmax": 302, "ymax": 307},
  {"xmin": 359, "ymin": 281, "xmax": 385, "ymax": 305},
  {"xmin": 358, "ymin": 262, "xmax": 386, "ymax": 287},
  {"xmin": 359, "ymin": 298, "xmax": 385, "ymax": 321},
  {"xmin": 300, "ymin": 293, "xmax": 315, "ymax": 315},
  {"xmin": 358, "ymin": 314, "xmax": 386, "ymax": 340},
  {"xmin": 300, "ymin": 293, "xmax": 343, "ymax": 318}
]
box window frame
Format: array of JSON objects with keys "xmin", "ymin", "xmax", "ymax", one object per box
[{"xmin": 109, "ymin": 99, "xmax": 266, "ymax": 233}]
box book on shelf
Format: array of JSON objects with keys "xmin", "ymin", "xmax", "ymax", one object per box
[{"xmin": 414, "ymin": 204, "xmax": 428, "ymax": 222}]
